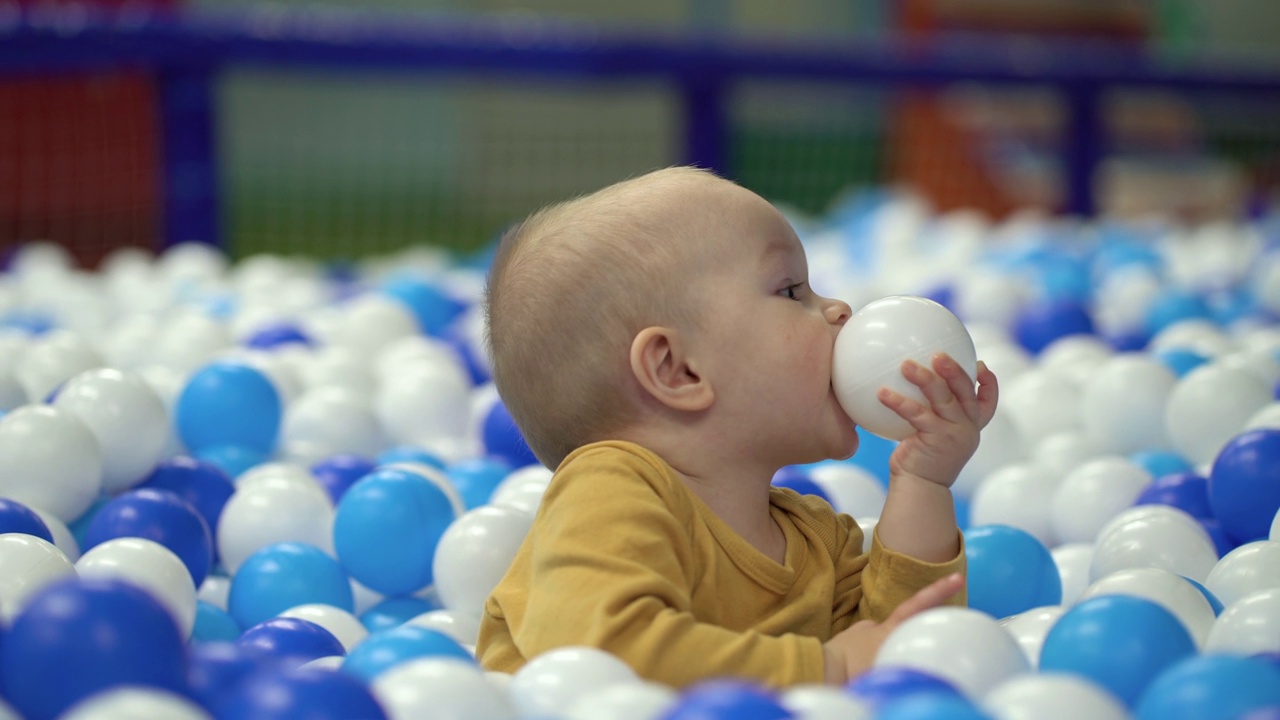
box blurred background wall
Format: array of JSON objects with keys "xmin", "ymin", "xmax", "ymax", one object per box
[{"xmin": 4, "ymin": 0, "xmax": 1280, "ymax": 264}]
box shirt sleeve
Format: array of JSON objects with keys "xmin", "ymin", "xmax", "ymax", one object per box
[
  {"xmin": 503, "ymin": 447, "xmax": 827, "ymax": 688},
  {"xmin": 832, "ymin": 516, "xmax": 967, "ymax": 632}
]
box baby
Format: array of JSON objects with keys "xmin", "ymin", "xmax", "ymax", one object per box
[{"xmin": 477, "ymin": 167, "xmax": 998, "ymax": 688}]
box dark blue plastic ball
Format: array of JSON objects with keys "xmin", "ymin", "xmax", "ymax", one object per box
[
  {"xmin": 846, "ymin": 666, "xmax": 962, "ymax": 709},
  {"xmin": 244, "ymin": 322, "xmax": 314, "ymax": 350},
  {"xmin": 1209, "ymin": 430, "xmax": 1280, "ymax": 544},
  {"xmin": 83, "ymin": 487, "xmax": 213, "ymax": 587},
  {"xmin": 1013, "ymin": 301, "xmax": 1095, "ymax": 355},
  {"xmin": 771, "ymin": 466, "xmax": 831, "ymax": 503},
  {"xmin": 218, "ymin": 666, "xmax": 388, "ymax": 720},
  {"xmin": 481, "ymin": 399, "xmax": 539, "ymax": 468},
  {"xmin": 187, "ymin": 641, "xmax": 269, "ymax": 713},
  {"xmin": 659, "ymin": 679, "xmax": 792, "ymax": 720},
  {"xmin": 138, "ymin": 456, "xmax": 235, "ymax": 562},
  {"xmin": 236, "ymin": 617, "xmax": 345, "ymax": 666},
  {"xmin": 1, "ymin": 577, "xmax": 188, "ymax": 720},
  {"xmin": 1135, "ymin": 472, "xmax": 1213, "ymax": 519},
  {"xmin": 0, "ymin": 498, "xmax": 53, "ymax": 543},
  {"xmin": 310, "ymin": 454, "xmax": 377, "ymax": 504}
]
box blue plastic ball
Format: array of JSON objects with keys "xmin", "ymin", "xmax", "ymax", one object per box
[
  {"xmin": 138, "ymin": 456, "xmax": 236, "ymax": 561},
  {"xmin": 1146, "ymin": 291, "xmax": 1213, "ymax": 336},
  {"xmin": 382, "ymin": 275, "xmax": 466, "ymax": 336},
  {"xmin": 376, "ymin": 445, "xmax": 446, "ymax": 469},
  {"xmin": 310, "ymin": 454, "xmax": 377, "ymax": 504},
  {"xmin": 334, "ymin": 468, "xmax": 458, "ymax": 596},
  {"xmin": 1, "ymin": 577, "xmax": 188, "ymax": 720},
  {"xmin": 772, "ymin": 466, "xmax": 831, "ymax": 503},
  {"xmin": 1208, "ymin": 429, "xmax": 1280, "ymax": 543},
  {"xmin": 846, "ymin": 666, "xmax": 961, "ymax": 709},
  {"xmin": 244, "ymin": 322, "xmax": 313, "ymax": 350},
  {"xmin": 1040, "ymin": 595, "xmax": 1196, "ymax": 707},
  {"xmin": 1013, "ymin": 301, "xmax": 1094, "ymax": 355},
  {"xmin": 1107, "ymin": 330, "xmax": 1150, "ymax": 352},
  {"xmin": 954, "ymin": 496, "xmax": 971, "ymax": 531},
  {"xmin": 1154, "ymin": 348, "xmax": 1210, "ymax": 378},
  {"xmin": 659, "ymin": 679, "xmax": 791, "ymax": 720},
  {"xmin": 1135, "ymin": 655, "xmax": 1280, "ymax": 720},
  {"xmin": 1129, "ymin": 450, "xmax": 1193, "ymax": 480},
  {"xmin": 0, "ymin": 498, "xmax": 53, "ymax": 543},
  {"xmin": 192, "ymin": 600, "xmax": 242, "ymax": 643},
  {"xmin": 196, "ymin": 444, "xmax": 268, "ymax": 479},
  {"xmin": 441, "ymin": 316, "xmax": 491, "ymax": 385},
  {"xmin": 177, "ymin": 362, "xmax": 282, "ymax": 455},
  {"xmin": 83, "ymin": 487, "xmax": 213, "ymax": 587},
  {"xmin": 218, "ymin": 666, "xmax": 388, "ymax": 720},
  {"xmin": 236, "ymin": 617, "xmax": 345, "ymax": 665},
  {"xmin": 481, "ymin": 399, "xmax": 539, "ymax": 468},
  {"xmin": 964, "ymin": 525, "xmax": 1061, "ymax": 618},
  {"xmin": 876, "ymin": 694, "xmax": 991, "ymax": 720},
  {"xmin": 341, "ymin": 626, "xmax": 473, "ymax": 683},
  {"xmin": 446, "ymin": 457, "xmax": 513, "ymax": 509},
  {"xmin": 228, "ymin": 542, "xmax": 354, "ymax": 630},
  {"xmin": 187, "ymin": 642, "xmax": 270, "ymax": 713},
  {"xmin": 1181, "ymin": 576, "xmax": 1225, "ymax": 615},
  {"xmin": 1135, "ymin": 472, "xmax": 1213, "ymax": 519},
  {"xmin": 360, "ymin": 596, "xmax": 440, "ymax": 633},
  {"xmin": 1198, "ymin": 518, "xmax": 1240, "ymax": 559}
]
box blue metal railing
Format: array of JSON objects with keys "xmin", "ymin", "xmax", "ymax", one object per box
[{"xmin": 4, "ymin": 5, "xmax": 1280, "ymax": 247}]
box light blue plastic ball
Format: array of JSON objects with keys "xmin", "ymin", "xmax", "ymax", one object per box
[
  {"xmin": 876, "ymin": 694, "xmax": 991, "ymax": 720},
  {"xmin": 333, "ymin": 468, "xmax": 459, "ymax": 596},
  {"xmin": 964, "ymin": 525, "xmax": 1061, "ymax": 619},
  {"xmin": 196, "ymin": 444, "xmax": 268, "ymax": 480},
  {"xmin": 1146, "ymin": 291, "xmax": 1213, "ymax": 336},
  {"xmin": 1129, "ymin": 450, "xmax": 1193, "ymax": 480},
  {"xmin": 1040, "ymin": 595, "xmax": 1196, "ymax": 707},
  {"xmin": 1154, "ymin": 348, "xmax": 1210, "ymax": 378},
  {"xmin": 359, "ymin": 596, "xmax": 440, "ymax": 633},
  {"xmin": 381, "ymin": 275, "xmax": 466, "ymax": 337},
  {"xmin": 177, "ymin": 362, "xmax": 282, "ymax": 455},
  {"xmin": 192, "ymin": 600, "xmax": 242, "ymax": 644},
  {"xmin": 341, "ymin": 626, "xmax": 473, "ymax": 683},
  {"xmin": 228, "ymin": 543, "xmax": 354, "ymax": 630},
  {"xmin": 446, "ymin": 457, "xmax": 512, "ymax": 509},
  {"xmin": 1136, "ymin": 655, "xmax": 1280, "ymax": 720}
]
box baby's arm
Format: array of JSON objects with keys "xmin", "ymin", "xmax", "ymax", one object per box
[{"xmin": 875, "ymin": 354, "xmax": 999, "ymax": 561}]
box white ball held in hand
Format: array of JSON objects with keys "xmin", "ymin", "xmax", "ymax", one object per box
[{"xmin": 833, "ymin": 296, "xmax": 978, "ymax": 441}]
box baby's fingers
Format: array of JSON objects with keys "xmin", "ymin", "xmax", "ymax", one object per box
[
  {"xmin": 901, "ymin": 359, "xmax": 967, "ymax": 424},
  {"xmin": 974, "ymin": 362, "xmax": 1000, "ymax": 429},
  {"xmin": 932, "ymin": 353, "xmax": 980, "ymax": 422},
  {"xmin": 885, "ymin": 573, "xmax": 965, "ymax": 629}
]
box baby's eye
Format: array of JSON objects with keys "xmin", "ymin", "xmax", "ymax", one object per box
[{"xmin": 780, "ymin": 283, "xmax": 804, "ymax": 300}]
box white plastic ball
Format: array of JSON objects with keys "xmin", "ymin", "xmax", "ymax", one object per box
[
  {"xmin": 1244, "ymin": 402, "xmax": 1280, "ymax": 432},
  {"xmin": 329, "ymin": 294, "xmax": 421, "ymax": 362},
  {"xmin": 152, "ymin": 311, "xmax": 231, "ymax": 375},
  {"xmin": 1205, "ymin": 540, "xmax": 1280, "ymax": 608},
  {"xmin": 855, "ymin": 517, "xmax": 878, "ymax": 553},
  {"xmin": 953, "ymin": 271, "xmax": 1027, "ymax": 329},
  {"xmin": 281, "ymin": 385, "xmax": 385, "ymax": 465},
  {"xmin": 975, "ymin": 342, "xmax": 1033, "ymax": 385},
  {"xmin": 29, "ymin": 506, "xmax": 80, "ymax": 562},
  {"xmin": 1274, "ymin": 508, "xmax": 1279, "ymax": 541},
  {"xmin": 375, "ymin": 363, "xmax": 472, "ymax": 449},
  {"xmin": 99, "ymin": 314, "xmax": 162, "ymax": 372},
  {"xmin": 873, "ymin": 607, "xmax": 1030, "ymax": 699},
  {"xmin": 508, "ymin": 646, "xmax": 640, "ymax": 718},
  {"xmin": 982, "ymin": 673, "xmax": 1127, "ymax": 720},
  {"xmin": 300, "ymin": 656, "xmax": 345, "ymax": 671},
  {"xmin": 565, "ymin": 682, "xmax": 679, "ymax": 720},
  {"xmin": 997, "ymin": 605, "xmax": 1064, "ymax": 669},
  {"xmin": 1079, "ymin": 354, "xmax": 1175, "ymax": 454},
  {"xmin": 297, "ymin": 346, "xmax": 375, "ymax": 397},
  {"xmin": 372, "ymin": 657, "xmax": 517, "ymax": 720},
  {"xmin": 832, "ymin": 296, "xmax": 977, "ymax": 441},
  {"xmin": 1078, "ymin": 567, "xmax": 1216, "ymax": 648},
  {"xmin": 406, "ymin": 609, "xmax": 482, "ymax": 647},
  {"xmin": 779, "ymin": 685, "xmax": 870, "ymax": 720},
  {"xmin": 1205, "ymin": 588, "xmax": 1280, "ymax": 656},
  {"xmin": 1039, "ymin": 335, "xmax": 1114, "ymax": 387},
  {"xmin": 60, "ymin": 688, "xmax": 211, "ymax": 720},
  {"xmin": 216, "ymin": 479, "xmax": 336, "ymax": 574},
  {"xmin": 1051, "ymin": 543, "xmax": 1094, "ymax": 604},
  {"xmin": 236, "ymin": 462, "xmax": 327, "ymax": 496},
  {"xmin": 350, "ymin": 578, "xmax": 385, "ymax": 616},
  {"xmin": 1049, "ymin": 457, "xmax": 1151, "ymax": 544},
  {"xmin": 1031, "ymin": 432, "xmax": 1103, "ymax": 485},
  {"xmin": 0, "ymin": 404, "xmax": 103, "ymax": 522},
  {"xmin": 969, "ymin": 464, "xmax": 1056, "ymax": 546},
  {"xmin": 953, "ymin": 411, "xmax": 1026, "ymax": 499},
  {"xmin": 280, "ymin": 603, "xmax": 369, "ymax": 652},
  {"xmin": 198, "ymin": 575, "xmax": 230, "ymax": 611},
  {"xmin": 14, "ymin": 331, "xmax": 104, "ymax": 404},
  {"xmin": 53, "ymin": 369, "xmax": 169, "ymax": 492},
  {"xmin": 1090, "ymin": 505, "xmax": 1218, "ymax": 583},
  {"xmin": 0, "ymin": 366, "xmax": 25, "ymax": 413},
  {"xmin": 1165, "ymin": 363, "xmax": 1270, "ymax": 465},
  {"xmin": 1001, "ymin": 370, "xmax": 1081, "ymax": 446},
  {"xmin": 433, "ymin": 506, "xmax": 534, "ymax": 620},
  {"xmin": 76, "ymin": 537, "xmax": 197, "ymax": 638},
  {"xmin": 1092, "ymin": 267, "xmax": 1161, "ymax": 338},
  {"xmin": 490, "ymin": 466, "xmax": 553, "ymax": 514},
  {"xmin": 158, "ymin": 242, "xmax": 228, "ymax": 285},
  {"xmin": 0, "ymin": 533, "xmax": 77, "ymax": 622},
  {"xmin": 373, "ymin": 335, "xmax": 467, "ymax": 385},
  {"xmin": 807, "ymin": 463, "xmax": 886, "ymax": 517}
]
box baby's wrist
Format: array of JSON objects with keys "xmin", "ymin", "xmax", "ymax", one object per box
[{"xmin": 889, "ymin": 470, "xmax": 956, "ymax": 491}]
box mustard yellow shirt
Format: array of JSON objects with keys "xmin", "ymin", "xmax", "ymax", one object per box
[{"xmin": 477, "ymin": 440, "xmax": 966, "ymax": 688}]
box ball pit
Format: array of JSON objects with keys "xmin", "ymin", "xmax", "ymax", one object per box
[{"xmin": 1, "ymin": 193, "xmax": 1279, "ymax": 718}]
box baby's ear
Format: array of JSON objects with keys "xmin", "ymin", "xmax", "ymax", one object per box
[{"xmin": 629, "ymin": 326, "xmax": 714, "ymax": 412}]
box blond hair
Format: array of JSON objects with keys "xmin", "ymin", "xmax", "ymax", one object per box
[{"xmin": 485, "ymin": 167, "xmax": 723, "ymax": 467}]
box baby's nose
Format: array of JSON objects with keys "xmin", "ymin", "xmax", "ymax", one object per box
[{"xmin": 825, "ymin": 298, "xmax": 853, "ymax": 326}]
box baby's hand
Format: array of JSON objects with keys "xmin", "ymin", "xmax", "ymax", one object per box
[
  {"xmin": 823, "ymin": 573, "xmax": 965, "ymax": 685},
  {"xmin": 878, "ymin": 354, "xmax": 998, "ymax": 488}
]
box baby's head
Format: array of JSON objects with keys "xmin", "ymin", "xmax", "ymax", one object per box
[{"xmin": 486, "ymin": 167, "xmax": 855, "ymax": 470}]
